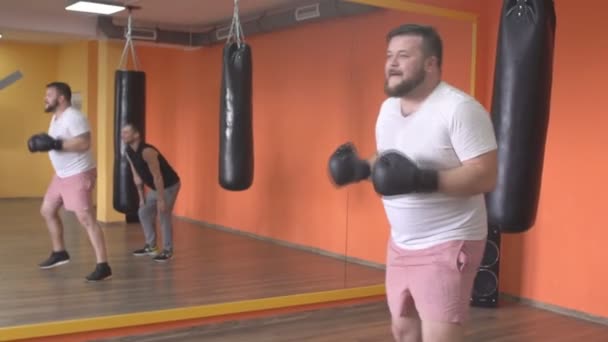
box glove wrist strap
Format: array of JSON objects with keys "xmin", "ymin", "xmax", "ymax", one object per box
[
  {"xmin": 355, "ymin": 161, "xmax": 371, "ymax": 181},
  {"xmin": 416, "ymin": 169, "xmax": 439, "ymax": 193}
]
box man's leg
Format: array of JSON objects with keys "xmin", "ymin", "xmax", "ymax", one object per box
[
  {"xmin": 421, "ymin": 322, "xmax": 464, "ymax": 342},
  {"xmin": 39, "ymin": 175, "xmax": 70, "ymax": 269},
  {"xmin": 40, "ymin": 199, "xmax": 65, "ymax": 252},
  {"xmin": 154, "ymin": 183, "xmax": 181, "ymax": 262},
  {"xmin": 386, "ymin": 240, "xmax": 422, "ymax": 342},
  {"xmin": 74, "ymin": 208, "xmax": 108, "ymax": 264},
  {"xmin": 413, "ymin": 240, "xmax": 486, "ymax": 342},
  {"xmin": 391, "ymin": 303, "xmax": 422, "ymax": 342},
  {"xmin": 133, "ymin": 189, "xmax": 159, "ymax": 256},
  {"xmin": 63, "ymin": 169, "xmax": 112, "ymax": 281},
  {"xmin": 75, "ymin": 207, "xmax": 113, "ymax": 282}
]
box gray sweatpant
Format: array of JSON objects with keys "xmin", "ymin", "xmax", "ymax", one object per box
[{"xmin": 138, "ymin": 182, "xmax": 181, "ymax": 252}]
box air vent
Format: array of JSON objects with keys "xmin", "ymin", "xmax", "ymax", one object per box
[
  {"xmin": 295, "ymin": 3, "xmax": 320, "ymax": 21},
  {"xmin": 127, "ymin": 27, "xmax": 157, "ymax": 41}
]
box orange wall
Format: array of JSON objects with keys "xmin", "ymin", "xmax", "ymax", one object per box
[{"xmin": 138, "ymin": 8, "xmax": 475, "ymax": 259}]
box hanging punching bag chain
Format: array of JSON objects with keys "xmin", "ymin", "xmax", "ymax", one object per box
[
  {"xmin": 119, "ymin": 6, "xmax": 141, "ymax": 71},
  {"xmin": 226, "ymin": 0, "xmax": 246, "ymax": 47}
]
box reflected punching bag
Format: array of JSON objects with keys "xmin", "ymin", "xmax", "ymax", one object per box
[
  {"xmin": 486, "ymin": 0, "xmax": 556, "ymax": 233},
  {"xmin": 113, "ymin": 70, "xmax": 146, "ymax": 213},
  {"xmin": 219, "ymin": 42, "xmax": 254, "ymax": 191}
]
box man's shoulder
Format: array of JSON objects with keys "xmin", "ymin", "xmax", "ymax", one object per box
[
  {"xmin": 432, "ymin": 82, "xmax": 487, "ymax": 117},
  {"xmin": 65, "ymin": 106, "xmax": 85, "ymax": 115},
  {"xmin": 63, "ymin": 107, "xmax": 88, "ymax": 121},
  {"xmin": 141, "ymin": 143, "xmax": 158, "ymax": 151},
  {"xmin": 380, "ymin": 96, "xmax": 400, "ymax": 108},
  {"xmin": 378, "ymin": 97, "xmax": 400, "ymax": 118},
  {"xmin": 434, "ymin": 82, "xmax": 477, "ymax": 104},
  {"xmin": 141, "ymin": 144, "xmax": 160, "ymax": 157}
]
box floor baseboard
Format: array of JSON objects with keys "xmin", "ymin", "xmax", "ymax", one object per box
[{"xmin": 500, "ymin": 293, "xmax": 608, "ymax": 326}]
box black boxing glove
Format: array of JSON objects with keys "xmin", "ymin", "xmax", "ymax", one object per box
[
  {"xmin": 28, "ymin": 133, "xmax": 63, "ymax": 153},
  {"xmin": 328, "ymin": 142, "xmax": 371, "ymax": 186},
  {"xmin": 371, "ymin": 151, "xmax": 438, "ymax": 195}
]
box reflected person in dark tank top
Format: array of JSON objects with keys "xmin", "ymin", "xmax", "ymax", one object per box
[{"xmin": 120, "ymin": 123, "xmax": 181, "ymax": 262}]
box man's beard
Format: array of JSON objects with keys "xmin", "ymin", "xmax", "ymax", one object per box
[
  {"xmin": 44, "ymin": 100, "xmax": 58, "ymax": 113},
  {"xmin": 384, "ymin": 68, "xmax": 426, "ymax": 97}
]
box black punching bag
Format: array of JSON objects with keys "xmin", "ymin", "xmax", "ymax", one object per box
[
  {"xmin": 113, "ymin": 70, "xmax": 146, "ymax": 214},
  {"xmin": 486, "ymin": 0, "xmax": 556, "ymax": 233},
  {"xmin": 219, "ymin": 42, "xmax": 254, "ymax": 191}
]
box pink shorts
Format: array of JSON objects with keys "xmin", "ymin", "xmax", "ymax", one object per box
[
  {"xmin": 44, "ymin": 168, "xmax": 97, "ymax": 212},
  {"xmin": 385, "ymin": 238, "xmax": 486, "ymax": 324}
]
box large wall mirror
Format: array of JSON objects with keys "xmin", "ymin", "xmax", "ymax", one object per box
[{"xmin": 0, "ymin": 0, "xmax": 477, "ymax": 340}]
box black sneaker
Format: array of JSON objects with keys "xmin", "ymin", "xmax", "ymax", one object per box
[
  {"xmin": 39, "ymin": 251, "xmax": 70, "ymax": 269},
  {"xmin": 132, "ymin": 245, "xmax": 159, "ymax": 256},
  {"xmin": 153, "ymin": 250, "xmax": 173, "ymax": 263},
  {"xmin": 85, "ymin": 262, "xmax": 112, "ymax": 282}
]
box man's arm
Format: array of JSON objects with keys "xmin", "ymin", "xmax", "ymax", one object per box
[
  {"xmin": 368, "ymin": 153, "xmax": 378, "ymax": 166},
  {"xmin": 371, "ymin": 100, "xmax": 498, "ymax": 197},
  {"xmin": 142, "ymin": 147, "xmax": 165, "ymax": 200},
  {"xmin": 437, "ymin": 150, "xmax": 497, "ymax": 196},
  {"xmin": 364, "ymin": 153, "xmax": 378, "ymax": 181},
  {"xmin": 58, "ymin": 113, "xmax": 93, "ymax": 152},
  {"xmin": 57, "ymin": 132, "xmax": 91, "ymax": 152},
  {"xmin": 438, "ymin": 99, "xmax": 498, "ymax": 196},
  {"xmin": 126, "ymin": 155, "xmax": 145, "ymax": 203}
]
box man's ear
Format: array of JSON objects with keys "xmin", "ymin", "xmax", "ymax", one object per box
[{"xmin": 424, "ymin": 56, "xmax": 438, "ymax": 71}]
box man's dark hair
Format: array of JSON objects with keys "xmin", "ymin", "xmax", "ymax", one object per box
[
  {"xmin": 386, "ymin": 24, "xmax": 443, "ymax": 68},
  {"xmin": 124, "ymin": 122, "xmax": 142, "ymax": 134},
  {"xmin": 46, "ymin": 82, "xmax": 72, "ymax": 103}
]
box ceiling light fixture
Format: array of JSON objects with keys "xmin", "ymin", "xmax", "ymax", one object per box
[{"xmin": 65, "ymin": 1, "xmax": 126, "ymax": 15}]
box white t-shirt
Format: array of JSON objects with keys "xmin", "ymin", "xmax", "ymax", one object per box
[
  {"xmin": 375, "ymin": 81, "xmax": 497, "ymax": 250},
  {"xmin": 48, "ymin": 107, "xmax": 96, "ymax": 178}
]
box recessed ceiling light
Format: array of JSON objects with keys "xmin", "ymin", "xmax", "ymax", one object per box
[{"xmin": 65, "ymin": 1, "xmax": 126, "ymax": 15}]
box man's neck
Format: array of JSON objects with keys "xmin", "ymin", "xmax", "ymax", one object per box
[
  {"xmin": 53, "ymin": 104, "xmax": 70, "ymax": 118},
  {"xmin": 129, "ymin": 140, "xmax": 141, "ymax": 151},
  {"xmin": 399, "ymin": 78, "xmax": 441, "ymax": 116}
]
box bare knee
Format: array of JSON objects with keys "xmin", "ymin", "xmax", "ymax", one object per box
[
  {"xmin": 422, "ymin": 321, "xmax": 464, "ymax": 342},
  {"xmin": 40, "ymin": 203, "xmax": 59, "ymax": 221},
  {"xmin": 392, "ymin": 317, "xmax": 422, "ymax": 342},
  {"xmin": 75, "ymin": 210, "xmax": 96, "ymax": 229}
]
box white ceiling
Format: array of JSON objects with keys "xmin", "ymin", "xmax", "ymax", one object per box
[{"xmin": 0, "ymin": 0, "xmax": 312, "ymax": 43}]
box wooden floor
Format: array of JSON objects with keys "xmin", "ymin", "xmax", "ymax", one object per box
[
  {"xmin": 0, "ymin": 199, "xmax": 384, "ymax": 328},
  {"xmin": 97, "ymin": 300, "xmax": 608, "ymax": 342}
]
